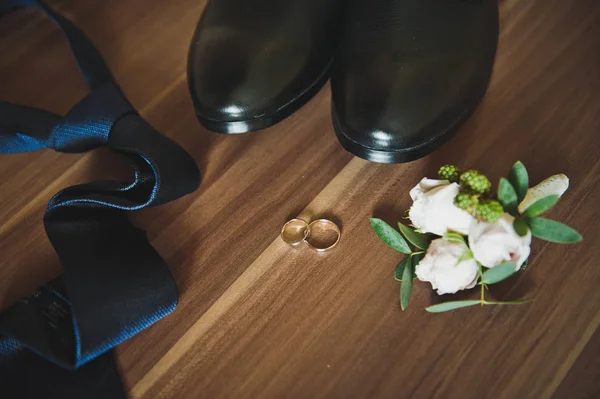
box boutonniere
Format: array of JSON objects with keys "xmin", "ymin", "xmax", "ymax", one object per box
[{"xmin": 370, "ymin": 161, "xmax": 582, "ymax": 313}]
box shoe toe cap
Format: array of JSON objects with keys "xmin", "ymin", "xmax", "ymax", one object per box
[
  {"xmin": 333, "ymin": 68, "xmax": 490, "ymax": 162},
  {"xmin": 189, "ymin": 27, "xmax": 317, "ymax": 130}
]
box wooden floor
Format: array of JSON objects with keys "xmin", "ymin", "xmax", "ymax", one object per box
[{"xmin": 1, "ymin": 0, "xmax": 600, "ymax": 398}]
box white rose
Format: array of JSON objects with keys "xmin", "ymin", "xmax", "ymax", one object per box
[
  {"xmin": 469, "ymin": 213, "xmax": 531, "ymax": 271},
  {"xmin": 415, "ymin": 238, "xmax": 479, "ymax": 295},
  {"xmin": 409, "ymin": 178, "xmax": 476, "ymax": 236}
]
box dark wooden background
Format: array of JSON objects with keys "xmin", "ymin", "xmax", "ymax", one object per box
[{"xmin": 1, "ymin": 0, "xmax": 599, "ymax": 398}]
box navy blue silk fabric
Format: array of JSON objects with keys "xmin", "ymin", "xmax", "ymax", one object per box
[{"xmin": 0, "ymin": 1, "xmax": 200, "ymax": 397}]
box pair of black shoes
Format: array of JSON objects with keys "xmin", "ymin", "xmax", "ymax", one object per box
[{"xmin": 188, "ymin": 0, "xmax": 498, "ymax": 163}]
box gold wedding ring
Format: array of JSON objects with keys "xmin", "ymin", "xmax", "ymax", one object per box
[
  {"xmin": 281, "ymin": 217, "xmax": 341, "ymax": 253},
  {"xmin": 281, "ymin": 218, "xmax": 310, "ymax": 246},
  {"xmin": 305, "ymin": 219, "xmax": 341, "ymax": 252}
]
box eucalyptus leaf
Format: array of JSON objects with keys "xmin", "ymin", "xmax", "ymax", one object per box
[
  {"xmin": 443, "ymin": 232, "xmax": 466, "ymax": 244},
  {"xmin": 426, "ymin": 300, "xmax": 481, "ymax": 313},
  {"xmin": 523, "ymin": 195, "xmax": 559, "ymax": 218},
  {"xmin": 400, "ymin": 256, "xmax": 413, "ymax": 311},
  {"xmin": 481, "ymin": 262, "xmax": 517, "ymax": 284},
  {"xmin": 398, "ymin": 223, "xmax": 431, "ymax": 250},
  {"xmin": 483, "ymin": 299, "xmax": 533, "ymax": 306},
  {"xmin": 370, "ymin": 218, "xmax": 411, "ymax": 254},
  {"xmin": 509, "ymin": 161, "xmax": 529, "ymax": 201},
  {"xmin": 498, "ymin": 177, "xmax": 518, "ymax": 211},
  {"xmin": 528, "ymin": 217, "xmax": 583, "ymax": 243},
  {"xmin": 513, "ymin": 218, "xmax": 529, "ymax": 237}
]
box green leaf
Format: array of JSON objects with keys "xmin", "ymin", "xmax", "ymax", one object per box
[
  {"xmin": 483, "ymin": 299, "xmax": 533, "ymax": 306},
  {"xmin": 509, "ymin": 161, "xmax": 529, "ymax": 201},
  {"xmin": 498, "ymin": 178, "xmax": 518, "ymax": 211},
  {"xmin": 443, "ymin": 232, "xmax": 466, "ymax": 244},
  {"xmin": 458, "ymin": 249, "xmax": 474, "ymax": 263},
  {"xmin": 400, "ymin": 256, "xmax": 413, "ymax": 311},
  {"xmin": 520, "ymin": 257, "xmax": 529, "ymax": 270},
  {"xmin": 394, "ymin": 258, "xmax": 408, "ymax": 281},
  {"xmin": 426, "ymin": 300, "xmax": 481, "ymax": 313},
  {"xmin": 528, "ymin": 217, "xmax": 583, "ymax": 243},
  {"xmin": 395, "ymin": 252, "xmax": 424, "ymax": 281},
  {"xmin": 481, "ymin": 262, "xmax": 517, "ymax": 284},
  {"xmin": 523, "ymin": 195, "xmax": 559, "ymax": 218},
  {"xmin": 370, "ymin": 218, "xmax": 411, "ymax": 254},
  {"xmin": 513, "ymin": 218, "xmax": 529, "ymax": 237},
  {"xmin": 398, "ymin": 223, "xmax": 430, "ymax": 250},
  {"xmin": 411, "ymin": 252, "xmax": 425, "ymax": 268}
]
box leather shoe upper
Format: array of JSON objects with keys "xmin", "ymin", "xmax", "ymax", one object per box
[
  {"xmin": 331, "ymin": 0, "xmax": 499, "ymax": 162},
  {"xmin": 189, "ymin": 0, "xmax": 341, "ymax": 130}
]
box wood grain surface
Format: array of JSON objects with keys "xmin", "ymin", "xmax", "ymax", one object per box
[{"xmin": 1, "ymin": 0, "xmax": 600, "ymax": 398}]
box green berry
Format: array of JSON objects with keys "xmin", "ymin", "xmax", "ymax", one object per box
[
  {"xmin": 454, "ymin": 193, "xmax": 479, "ymax": 214},
  {"xmin": 438, "ymin": 165, "xmax": 460, "ymax": 182},
  {"xmin": 460, "ymin": 170, "xmax": 492, "ymax": 194},
  {"xmin": 475, "ymin": 199, "xmax": 504, "ymax": 223}
]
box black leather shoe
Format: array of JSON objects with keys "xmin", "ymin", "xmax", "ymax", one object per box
[
  {"xmin": 331, "ymin": 0, "xmax": 499, "ymax": 163},
  {"xmin": 189, "ymin": 0, "xmax": 341, "ymax": 134}
]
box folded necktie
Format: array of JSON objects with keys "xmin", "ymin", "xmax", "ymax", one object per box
[{"xmin": 0, "ymin": 1, "xmax": 201, "ymax": 397}]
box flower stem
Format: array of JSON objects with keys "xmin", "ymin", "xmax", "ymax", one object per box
[
  {"xmin": 480, "ymin": 281, "xmax": 485, "ymax": 305},
  {"xmin": 479, "ymin": 263, "xmax": 485, "ymax": 305}
]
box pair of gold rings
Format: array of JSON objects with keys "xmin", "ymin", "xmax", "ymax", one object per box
[{"xmin": 281, "ymin": 218, "xmax": 340, "ymax": 253}]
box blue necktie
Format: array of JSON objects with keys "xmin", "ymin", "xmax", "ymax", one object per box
[{"xmin": 0, "ymin": 1, "xmax": 201, "ymax": 397}]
